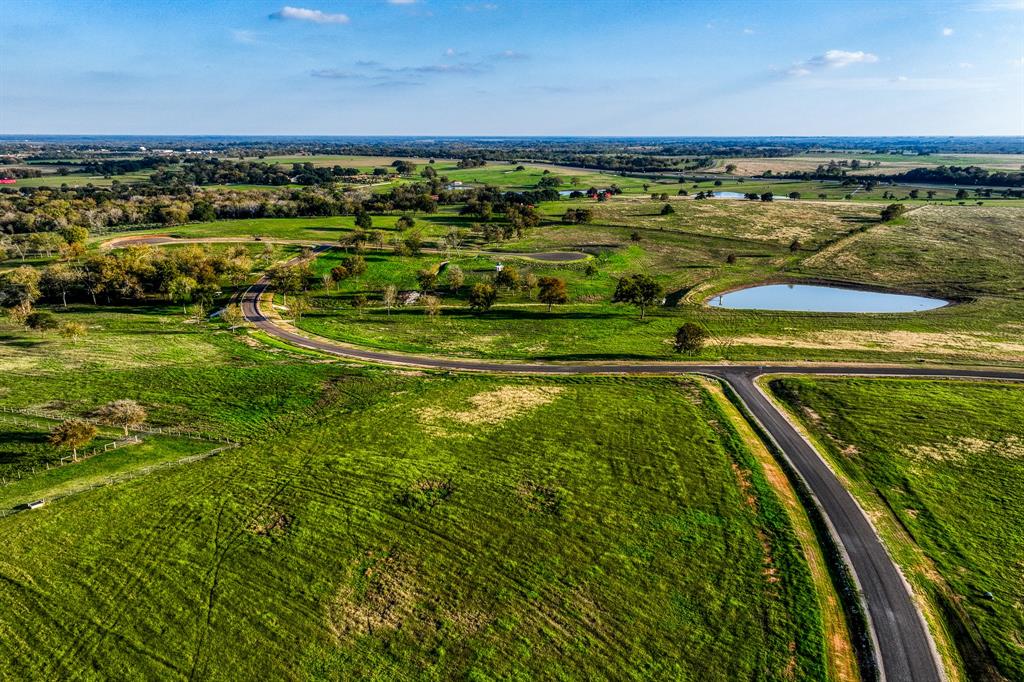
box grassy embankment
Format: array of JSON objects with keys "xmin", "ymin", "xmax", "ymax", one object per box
[{"xmin": 770, "ymin": 377, "xmax": 1024, "ymax": 681}]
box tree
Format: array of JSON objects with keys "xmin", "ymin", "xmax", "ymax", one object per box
[
  {"xmin": 468, "ymin": 282, "xmax": 497, "ymax": 312},
  {"xmin": 789, "ymin": 239, "xmax": 802, "ymax": 252},
  {"xmin": 660, "ymin": 203, "xmax": 675, "ymax": 215},
  {"xmin": 26, "ymin": 310, "xmax": 59, "ymax": 332},
  {"xmin": 0, "ymin": 266, "xmax": 42, "ymax": 308},
  {"xmin": 396, "ymin": 214, "xmax": 416, "ymax": 230},
  {"xmin": 880, "ymin": 203, "xmax": 908, "ymax": 222},
  {"xmin": 288, "ymin": 295, "xmax": 310, "ymax": 321},
  {"xmin": 422, "ymin": 294, "xmax": 442, "ymax": 318},
  {"xmin": 417, "ymin": 269, "xmax": 438, "ymax": 291},
  {"xmin": 382, "ymin": 285, "xmax": 398, "ymax": 316},
  {"xmin": 59, "ymin": 321, "xmax": 87, "ymax": 343},
  {"xmin": 521, "ymin": 272, "xmax": 538, "ymax": 299},
  {"xmin": 673, "ymin": 323, "xmax": 708, "ymax": 354},
  {"xmin": 403, "ymin": 231, "xmax": 424, "ymax": 256},
  {"xmin": 446, "ymin": 265, "xmax": 464, "ymax": 292},
  {"xmin": 41, "ymin": 263, "xmax": 80, "ymax": 308},
  {"xmin": 95, "ymin": 399, "xmax": 147, "ymax": 436},
  {"xmin": 266, "ymin": 263, "xmax": 306, "ymax": 304},
  {"xmin": 955, "ymin": 189, "xmax": 969, "ymax": 200},
  {"xmin": 537, "ymin": 276, "xmax": 568, "ymax": 312},
  {"xmin": 612, "ymin": 274, "xmax": 663, "ymax": 319},
  {"xmin": 221, "ymin": 304, "xmax": 245, "ymax": 330},
  {"xmin": 342, "ymin": 255, "xmax": 367, "ymax": 278},
  {"xmin": 355, "ymin": 210, "xmax": 373, "ymax": 230},
  {"xmin": 167, "ymin": 275, "xmax": 197, "ymax": 314},
  {"xmin": 49, "ymin": 418, "xmax": 97, "ymax": 461},
  {"xmin": 788, "ymin": 192, "xmax": 801, "ymax": 200},
  {"xmin": 494, "ymin": 265, "xmax": 520, "ymax": 290},
  {"xmin": 725, "ymin": 163, "xmax": 738, "ymax": 174},
  {"xmin": 629, "ymin": 231, "xmax": 642, "ymax": 243},
  {"xmin": 330, "ymin": 265, "xmax": 350, "ymax": 283}
]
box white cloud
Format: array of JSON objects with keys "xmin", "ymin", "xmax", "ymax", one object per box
[
  {"xmin": 959, "ymin": 61, "xmax": 974, "ymax": 68},
  {"xmin": 788, "ymin": 49, "xmax": 879, "ymax": 76},
  {"xmin": 1012, "ymin": 56, "xmax": 1024, "ymax": 67},
  {"xmin": 942, "ymin": 27, "xmax": 954, "ymax": 36},
  {"xmin": 464, "ymin": 2, "xmax": 497, "ymax": 10},
  {"xmin": 388, "ymin": 0, "xmax": 417, "ymax": 3},
  {"xmin": 231, "ymin": 29, "xmax": 260, "ymax": 44},
  {"xmin": 269, "ymin": 6, "xmax": 350, "ymax": 24},
  {"xmin": 493, "ymin": 49, "xmax": 528, "ymax": 60},
  {"xmin": 743, "ymin": 27, "xmax": 755, "ymax": 35}
]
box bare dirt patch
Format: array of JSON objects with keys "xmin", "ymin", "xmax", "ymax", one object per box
[
  {"xmin": 418, "ymin": 385, "xmax": 564, "ymax": 436},
  {"xmin": 327, "ymin": 549, "xmax": 419, "ymax": 639},
  {"xmin": 247, "ymin": 509, "xmax": 292, "ymax": 537},
  {"xmin": 905, "ymin": 435, "xmax": 1024, "ymax": 463}
]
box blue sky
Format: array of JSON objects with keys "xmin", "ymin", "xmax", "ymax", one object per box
[{"xmin": 1, "ymin": 0, "xmax": 1022, "ymax": 135}]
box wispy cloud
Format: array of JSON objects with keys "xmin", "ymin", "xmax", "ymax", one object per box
[
  {"xmin": 387, "ymin": 0, "xmax": 417, "ymax": 4},
  {"xmin": 464, "ymin": 3, "xmax": 498, "ymax": 11},
  {"xmin": 942, "ymin": 27, "xmax": 954, "ymax": 36},
  {"xmin": 269, "ymin": 6, "xmax": 350, "ymax": 24},
  {"xmin": 443, "ymin": 47, "xmax": 468, "ymax": 58},
  {"xmin": 492, "ymin": 50, "xmax": 528, "ymax": 60},
  {"xmin": 230, "ymin": 29, "xmax": 261, "ymax": 44},
  {"xmin": 788, "ymin": 49, "xmax": 878, "ymax": 76},
  {"xmin": 742, "ymin": 27, "xmax": 755, "ymax": 35}
]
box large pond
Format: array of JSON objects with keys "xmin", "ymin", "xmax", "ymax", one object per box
[{"xmin": 708, "ymin": 284, "xmax": 947, "ymax": 313}]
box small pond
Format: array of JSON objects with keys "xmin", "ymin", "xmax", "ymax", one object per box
[
  {"xmin": 708, "ymin": 191, "xmax": 791, "ymax": 200},
  {"xmin": 708, "ymin": 284, "xmax": 947, "ymax": 313}
]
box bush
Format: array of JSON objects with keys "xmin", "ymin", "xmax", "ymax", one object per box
[{"xmin": 25, "ymin": 310, "xmax": 59, "ymax": 331}]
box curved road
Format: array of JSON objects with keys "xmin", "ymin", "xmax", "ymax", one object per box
[{"xmin": 236, "ymin": 254, "xmax": 1024, "ymax": 682}]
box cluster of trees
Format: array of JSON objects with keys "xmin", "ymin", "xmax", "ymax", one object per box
[
  {"xmin": 880, "ymin": 203, "xmax": 908, "ymax": 222},
  {"xmin": 0, "ymin": 244, "xmax": 253, "ymax": 320},
  {"xmin": 48, "ymin": 399, "xmax": 148, "ymax": 460},
  {"xmin": 773, "ymin": 165, "xmax": 1023, "ymax": 188},
  {"xmin": 561, "ymin": 208, "xmax": 593, "ymax": 224}
]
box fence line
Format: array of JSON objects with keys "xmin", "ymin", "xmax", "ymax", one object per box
[
  {"xmin": 0, "ymin": 404, "xmax": 241, "ymax": 494},
  {"xmin": 0, "ymin": 442, "xmax": 239, "ymax": 518},
  {"xmin": 0, "ymin": 405, "xmax": 238, "ymax": 443}
]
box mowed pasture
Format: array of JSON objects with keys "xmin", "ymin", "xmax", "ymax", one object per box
[
  {"xmin": 0, "ymin": 301, "xmax": 828, "ymax": 678},
  {"xmin": 770, "ymin": 377, "xmax": 1024, "ymax": 681}
]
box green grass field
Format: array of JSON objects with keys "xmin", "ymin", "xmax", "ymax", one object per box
[
  {"xmin": 0, "ymin": 303, "xmax": 828, "ymax": 679},
  {"xmin": 274, "ymin": 201, "xmax": 1024, "ymax": 365},
  {"xmin": 770, "ymin": 377, "xmax": 1024, "ymax": 681}
]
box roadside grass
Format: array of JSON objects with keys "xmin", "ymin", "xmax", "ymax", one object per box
[
  {"xmin": 0, "ymin": 353, "xmax": 829, "ymax": 678},
  {"xmin": 769, "ymin": 377, "xmax": 1024, "ymax": 681}
]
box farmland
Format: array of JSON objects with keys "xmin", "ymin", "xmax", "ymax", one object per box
[
  {"xmin": 0, "ymin": 303, "xmax": 828, "ymax": 678},
  {"xmin": 3, "ymin": 135, "xmax": 1024, "ymax": 682},
  {"xmin": 769, "ymin": 377, "xmax": 1024, "ymax": 681}
]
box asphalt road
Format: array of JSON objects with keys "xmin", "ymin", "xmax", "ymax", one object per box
[{"xmin": 241, "ymin": 264, "xmax": 1024, "ymax": 682}]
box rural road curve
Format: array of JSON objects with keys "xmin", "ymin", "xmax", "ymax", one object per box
[{"xmin": 238, "ymin": 256, "xmax": 1024, "ymax": 682}]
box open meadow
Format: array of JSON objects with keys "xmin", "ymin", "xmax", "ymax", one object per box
[
  {"xmin": 0, "ymin": 305, "xmax": 827, "ymax": 679},
  {"xmin": 769, "ymin": 377, "xmax": 1024, "ymax": 681}
]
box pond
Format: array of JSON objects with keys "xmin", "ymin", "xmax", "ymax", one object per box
[
  {"xmin": 708, "ymin": 284, "xmax": 947, "ymax": 313},
  {"xmin": 707, "ymin": 191, "xmax": 792, "ymax": 200}
]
